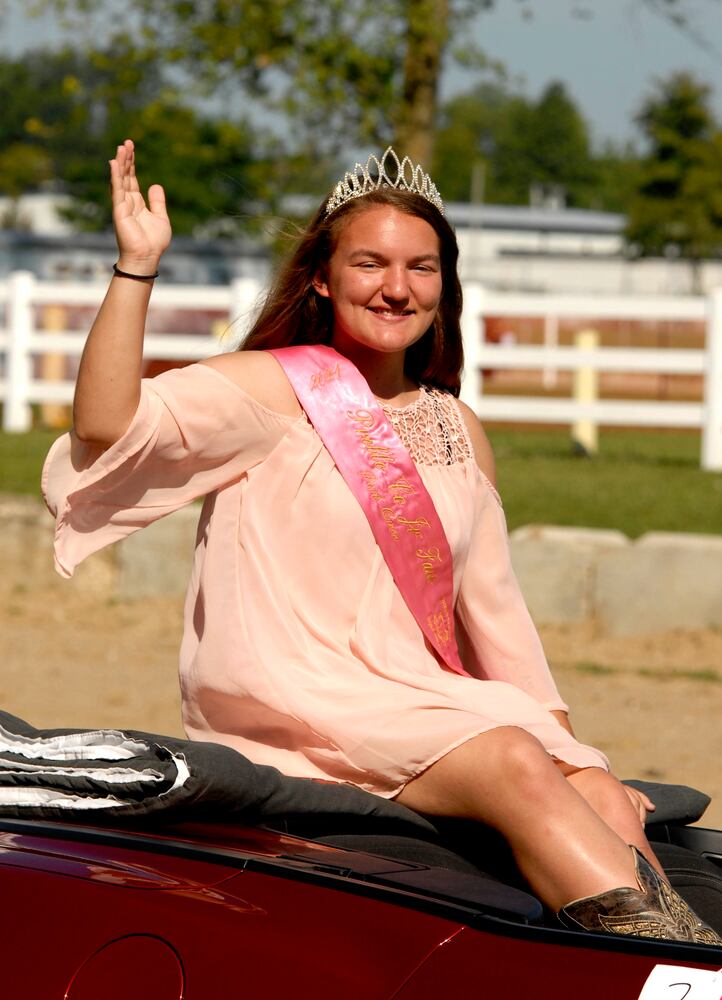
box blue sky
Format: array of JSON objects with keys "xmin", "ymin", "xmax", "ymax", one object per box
[
  {"xmin": 2, "ymin": 0, "xmax": 721, "ymax": 149},
  {"xmin": 454, "ymin": 0, "xmax": 722, "ymax": 147}
]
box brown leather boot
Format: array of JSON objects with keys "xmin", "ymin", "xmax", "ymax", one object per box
[{"xmin": 558, "ymin": 846, "xmax": 722, "ymax": 945}]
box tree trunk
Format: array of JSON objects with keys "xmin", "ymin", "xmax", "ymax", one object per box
[{"xmin": 394, "ymin": 0, "xmax": 449, "ymax": 166}]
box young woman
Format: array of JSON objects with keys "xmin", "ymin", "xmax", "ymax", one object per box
[{"xmin": 44, "ymin": 139, "xmax": 719, "ymax": 945}]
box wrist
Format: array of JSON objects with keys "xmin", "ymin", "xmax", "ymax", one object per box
[
  {"xmin": 115, "ymin": 254, "xmax": 161, "ymax": 276},
  {"xmin": 113, "ymin": 261, "xmax": 159, "ymax": 283}
]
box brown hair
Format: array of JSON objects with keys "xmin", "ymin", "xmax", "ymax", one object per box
[{"xmin": 240, "ymin": 188, "xmax": 464, "ymax": 395}]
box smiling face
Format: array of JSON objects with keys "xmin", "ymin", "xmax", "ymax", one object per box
[{"xmin": 312, "ymin": 206, "xmax": 443, "ymax": 363}]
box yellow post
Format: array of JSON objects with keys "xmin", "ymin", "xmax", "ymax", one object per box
[
  {"xmin": 212, "ymin": 318, "xmax": 230, "ymax": 344},
  {"xmin": 40, "ymin": 304, "xmax": 70, "ymax": 428},
  {"xmin": 571, "ymin": 327, "xmax": 599, "ymax": 456}
]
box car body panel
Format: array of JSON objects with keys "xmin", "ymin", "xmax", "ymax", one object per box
[
  {"xmin": 2, "ymin": 821, "xmax": 464, "ymax": 999},
  {"xmin": 65, "ymin": 936, "xmax": 185, "ymax": 1000},
  {"xmin": 1, "ymin": 817, "xmax": 720, "ymax": 998},
  {"xmin": 393, "ymin": 925, "xmax": 720, "ymax": 1000}
]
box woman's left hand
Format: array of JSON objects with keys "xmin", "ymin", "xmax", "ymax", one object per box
[
  {"xmin": 624, "ymin": 784, "xmax": 656, "ymax": 825},
  {"xmin": 549, "ymin": 709, "xmax": 655, "ymax": 824}
]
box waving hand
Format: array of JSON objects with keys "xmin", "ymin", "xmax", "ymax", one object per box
[
  {"xmin": 110, "ymin": 139, "xmax": 171, "ymax": 274},
  {"xmin": 73, "ymin": 140, "xmax": 171, "ymax": 445}
]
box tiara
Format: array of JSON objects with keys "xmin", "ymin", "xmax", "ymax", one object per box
[{"xmin": 325, "ymin": 147, "xmax": 444, "ymax": 217}]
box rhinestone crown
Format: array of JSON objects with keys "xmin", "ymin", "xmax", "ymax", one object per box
[{"xmin": 325, "ymin": 147, "xmax": 444, "ymax": 217}]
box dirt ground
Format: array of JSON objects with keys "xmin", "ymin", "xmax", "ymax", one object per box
[{"xmin": 4, "ymin": 583, "xmax": 722, "ymax": 828}]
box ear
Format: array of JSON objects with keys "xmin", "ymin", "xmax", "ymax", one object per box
[{"xmin": 312, "ymin": 271, "xmax": 330, "ymax": 298}]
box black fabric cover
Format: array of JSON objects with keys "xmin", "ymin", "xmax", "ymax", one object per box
[
  {"xmin": 313, "ymin": 833, "xmax": 486, "ymax": 875},
  {"xmin": 313, "ymin": 832, "xmax": 722, "ymax": 935},
  {"xmin": 0, "ymin": 711, "xmax": 436, "ymax": 836},
  {"xmin": 624, "ymin": 779, "xmax": 710, "ymax": 826},
  {"xmin": 649, "ymin": 842, "xmax": 722, "ymax": 936}
]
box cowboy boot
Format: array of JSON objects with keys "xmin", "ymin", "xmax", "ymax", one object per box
[{"xmin": 558, "ymin": 846, "xmax": 722, "ymax": 945}]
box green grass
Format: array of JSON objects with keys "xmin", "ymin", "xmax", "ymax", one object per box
[
  {"xmin": 488, "ymin": 427, "xmax": 722, "ymax": 538},
  {"xmin": 572, "ymin": 662, "xmax": 617, "ymax": 676},
  {"xmin": 2, "ymin": 425, "xmax": 722, "ymax": 539},
  {"xmin": 0, "ymin": 427, "xmax": 63, "ymax": 496},
  {"xmin": 636, "ymin": 667, "xmax": 721, "ymax": 683},
  {"xmin": 571, "ymin": 662, "xmax": 721, "ymax": 683}
]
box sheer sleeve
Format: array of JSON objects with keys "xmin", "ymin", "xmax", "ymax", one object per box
[
  {"xmin": 455, "ymin": 469, "xmax": 568, "ymax": 712},
  {"xmin": 42, "ymin": 363, "xmax": 297, "ymax": 579}
]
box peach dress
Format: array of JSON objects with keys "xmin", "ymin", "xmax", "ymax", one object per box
[{"xmin": 42, "ymin": 363, "xmax": 608, "ymax": 797}]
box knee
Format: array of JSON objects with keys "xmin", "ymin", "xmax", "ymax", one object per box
[
  {"xmin": 485, "ymin": 726, "xmax": 554, "ymax": 790},
  {"xmin": 397, "ymin": 726, "xmax": 560, "ymax": 820},
  {"xmin": 570, "ymin": 769, "xmax": 643, "ymax": 831}
]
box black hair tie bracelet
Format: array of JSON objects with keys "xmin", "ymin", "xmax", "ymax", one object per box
[{"xmin": 112, "ymin": 262, "xmax": 159, "ymax": 281}]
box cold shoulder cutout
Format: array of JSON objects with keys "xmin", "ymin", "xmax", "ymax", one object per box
[{"xmin": 200, "ymin": 350, "xmax": 303, "ymax": 419}]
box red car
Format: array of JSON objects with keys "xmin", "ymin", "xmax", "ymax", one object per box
[{"xmin": 2, "ymin": 811, "xmax": 721, "ymax": 999}]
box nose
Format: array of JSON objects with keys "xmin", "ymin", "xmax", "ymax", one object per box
[{"xmin": 382, "ymin": 265, "xmax": 410, "ymax": 304}]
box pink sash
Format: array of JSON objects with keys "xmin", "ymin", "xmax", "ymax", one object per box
[{"xmin": 270, "ymin": 345, "xmax": 469, "ymax": 677}]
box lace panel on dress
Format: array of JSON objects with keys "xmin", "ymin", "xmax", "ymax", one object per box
[{"xmin": 379, "ymin": 387, "xmax": 473, "ymax": 466}]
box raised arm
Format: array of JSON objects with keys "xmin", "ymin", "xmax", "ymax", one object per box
[{"xmin": 72, "ymin": 139, "xmax": 171, "ymax": 445}]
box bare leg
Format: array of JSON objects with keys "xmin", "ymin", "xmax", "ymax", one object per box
[
  {"xmin": 395, "ymin": 726, "xmax": 643, "ymax": 912},
  {"xmin": 558, "ymin": 765, "xmax": 666, "ymax": 878}
]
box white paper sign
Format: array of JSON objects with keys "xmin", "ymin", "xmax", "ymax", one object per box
[{"xmin": 638, "ymin": 965, "xmax": 722, "ymax": 1000}]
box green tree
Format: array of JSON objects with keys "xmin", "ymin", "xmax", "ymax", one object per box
[
  {"xmin": 493, "ymin": 82, "xmax": 596, "ymax": 207},
  {"xmin": 36, "ymin": 0, "xmax": 492, "ymax": 163},
  {"xmin": 21, "ymin": 0, "xmax": 718, "ymax": 174},
  {"xmin": 0, "ymin": 49, "xmax": 85, "ymax": 225},
  {"xmin": 0, "ymin": 143, "xmax": 52, "ymax": 200},
  {"xmin": 432, "ymin": 81, "xmax": 512, "ymax": 202},
  {"xmin": 627, "ymin": 73, "xmax": 722, "ymax": 283},
  {"xmin": 0, "ymin": 47, "xmax": 262, "ymax": 234},
  {"xmin": 433, "ymin": 80, "xmax": 599, "ymax": 208},
  {"xmin": 0, "ymin": 144, "xmax": 52, "ymax": 227},
  {"xmin": 589, "ymin": 141, "xmax": 642, "ymax": 214}
]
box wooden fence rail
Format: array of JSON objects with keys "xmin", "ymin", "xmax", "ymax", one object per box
[{"xmin": 1, "ymin": 271, "xmax": 721, "ymax": 470}]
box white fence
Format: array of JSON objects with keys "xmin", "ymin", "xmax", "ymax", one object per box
[
  {"xmin": 459, "ymin": 286, "xmax": 721, "ymax": 471},
  {"xmin": 1, "ymin": 270, "xmax": 721, "ymax": 470},
  {"xmin": 0, "ymin": 271, "xmax": 258, "ymax": 434}
]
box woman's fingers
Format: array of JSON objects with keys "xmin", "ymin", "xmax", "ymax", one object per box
[
  {"xmin": 108, "ymin": 139, "xmax": 172, "ymax": 260},
  {"xmin": 147, "ymin": 184, "xmax": 168, "ymax": 220},
  {"xmin": 631, "ymin": 795, "xmax": 645, "ymax": 823},
  {"xmin": 126, "ymin": 141, "xmax": 140, "ymax": 193},
  {"xmin": 111, "ymin": 140, "xmax": 135, "ymax": 187},
  {"xmin": 633, "ymin": 787, "xmax": 656, "ymax": 813},
  {"xmin": 110, "ymin": 141, "xmax": 144, "ymax": 211},
  {"xmin": 623, "ymin": 785, "xmax": 655, "ymax": 824},
  {"xmin": 110, "ymin": 144, "xmax": 129, "ymax": 194},
  {"xmin": 109, "ymin": 158, "xmax": 124, "ymax": 204},
  {"xmin": 110, "ymin": 159, "xmax": 136, "ymax": 218}
]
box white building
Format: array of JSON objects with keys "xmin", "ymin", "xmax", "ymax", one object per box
[
  {"xmin": 2, "ymin": 193, "xmax": 720, "ymax": 294},
  {"xmin": 0, "ymin": 191, "xmax": 75, "ymax": 236},
  {"xmin": 447, "ymin": 203, "xmax": 722, "ymax": 295}
]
